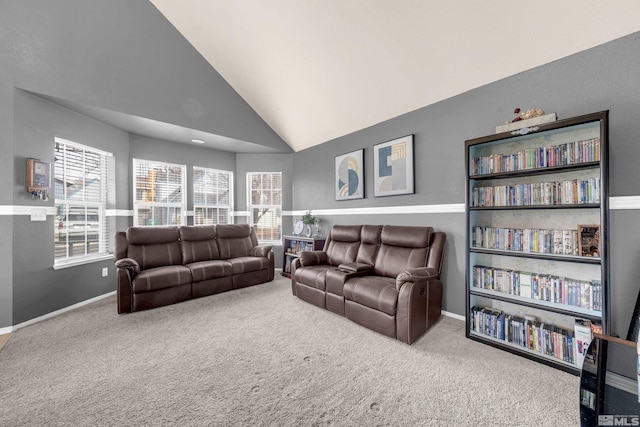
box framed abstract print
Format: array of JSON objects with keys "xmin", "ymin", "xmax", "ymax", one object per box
[
  {"xmin": 373, "ymin": 135, "xmax": 414, "ymax": 197},
  {"xmin": 335, "ymin": 149, "xmax": 364, "ymax": 200}
]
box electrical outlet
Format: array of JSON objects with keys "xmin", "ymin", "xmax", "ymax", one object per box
[{"xmin": 101, "ymin": 267, "xmax": 108, "ymax": 277}]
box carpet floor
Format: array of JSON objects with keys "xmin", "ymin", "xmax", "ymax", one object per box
[{"xmin": 0, "ymin": 276, "xmax": 579, "ymax": 426}]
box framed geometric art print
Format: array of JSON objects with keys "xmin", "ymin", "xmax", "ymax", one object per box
[
  {"xmin": 335, "ymin": 149, "xmax": 364, "ymax": 200},
  {"xmin": 373, "ymin": 135, "xmax": 414, "ymax": 197}
]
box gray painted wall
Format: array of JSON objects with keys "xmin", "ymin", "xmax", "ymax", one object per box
[
  {"xmin": 12, "ymin": 90, "xmax": 130, "ymax": 324},
  {"xmin": 292, "ymin": 32, "xmax": 640, "ymax": 336}
]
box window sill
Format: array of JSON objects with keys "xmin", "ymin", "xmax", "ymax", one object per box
[{"xmin": 53, "ymin": 254, "xmax": 113, "ymax": 270}]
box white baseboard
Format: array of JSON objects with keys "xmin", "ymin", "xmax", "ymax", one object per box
[
  {"xmin": 442, "ymin": 310, "xmax": 465, "ymax": 321},
  {"xmin": 3, "ymin": 291, "xmax": 116, "ymax": 333}
]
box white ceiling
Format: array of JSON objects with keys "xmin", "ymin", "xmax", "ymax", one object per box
[{"xmin": 150, "ymin": 0, "xmax": 640, "ymax": 152}]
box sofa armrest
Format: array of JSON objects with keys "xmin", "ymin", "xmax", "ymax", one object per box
[
  {"xmin": 338, "ymin": 262, "xmax": 373, "ymax": 273},
  {"xmin": 250, "ymin": 245, "xmax": 273, "ymax": 257},
  {"xmin": 395, "ymin": 267, "xmax": 439, "ymax": 290},
  {"xmin": 290, "ymin": 257, "xmax": 302, "ymax": 295},
  {"xmin": 114, "ymin": 257, "xmax": 141, "ymax": 276},
  {"xmin": 299, "ymin": 251, "xmax": 328, "ymax": 267}
]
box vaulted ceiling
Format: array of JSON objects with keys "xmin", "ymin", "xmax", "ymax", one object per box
[{"xmin": 150, "ymin": 1, "xmax": 640, "ymax": 152}]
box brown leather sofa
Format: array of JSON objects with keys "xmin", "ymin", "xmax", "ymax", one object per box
[
  {"xmin": 114, "ymin": 224, "xmax": 274, "ymax": 313},
  {"xmin": 291, "ymin": 224, "xmax": 445, "ymax": 344}
]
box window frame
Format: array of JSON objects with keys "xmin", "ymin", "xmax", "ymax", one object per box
[
  {"xmin": 192, "ymin": 166, "xmax": 234, "ymax": 225},
  {"xmin": 247, "ymin": 171, "xmax": 282, "ymax": 244},
  {"xmin": 133, "ymin": 158, "xmax": 187, "ymax": 227},
  {"xmin": 53, "ymin": 137, "xmax": 114, "ymax": 268}
]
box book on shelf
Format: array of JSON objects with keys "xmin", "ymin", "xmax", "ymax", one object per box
[
  {"xmin": 519, "ymin": 272, "xmax": 532, "ymax": 298},
  {"xmin": 574, "ymin": 319, "xmax": 593, "ymax": 370}
]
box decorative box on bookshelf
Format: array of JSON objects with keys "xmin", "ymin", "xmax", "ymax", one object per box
[
  {"xmin": 495, "ymin": 112, "xmax": 557, "ymax": 134},
  {"xmin": 465, "ymin": 111, "xmax": 610, "ymax": 375},
  {"xmin": 281, "ymin": 235, "xmax": 326, "ymax": 278}
]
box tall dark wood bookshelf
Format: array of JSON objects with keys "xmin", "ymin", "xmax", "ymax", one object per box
[{"xmin": 465, "ymin": 111, "xmax": 610, "ymax": 374}]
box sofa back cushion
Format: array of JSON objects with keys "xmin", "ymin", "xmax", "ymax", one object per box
[
  {"xmin": 356, "ymin": 225, "xmax": 382, "ymax": 266},
  {"xmin": 374, "ymin": 225, "xmax": 433, "ymax": 278},
  {"xmin": 180, "ymin": 226, "xmax": 220, "ymax": 264},
  {"xmin": 217, "ymin": 224, "xmax": 256, "ymax": 259},
  {"xmin": 126, "ymin": 226, "xmax": 182, "ymax": 270},
  {"xmin": 325, "ymin": 225, "xmax": 361, "ymax": 266}
]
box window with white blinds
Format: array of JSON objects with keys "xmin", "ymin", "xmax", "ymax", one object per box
[
  {"xmin": 133, "ymin": 159, "xmax": 186, "ymax": 226},
  {"xmin": 54, "ymin": 138, "xmax": 115, "ymax": 265},
  {"xmin": 247, "ymin": 172, "xmax": 282, "ymax": 243},
  {"xmin": 193, "ymin": 166, "xmax": 233, "ymax": 225}
]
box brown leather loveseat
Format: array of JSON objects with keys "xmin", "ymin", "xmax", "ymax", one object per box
[
  {"xmin": 291, "ymin": 224, "xmax": 445, "ymax": 344},
  {"xmin": 114, "ymin": 224, "xmax": 274, "ymax": 313}
]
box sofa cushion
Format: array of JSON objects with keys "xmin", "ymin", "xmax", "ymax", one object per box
[
  {"xmin": 187, "ymin": 260, "xmax": 233, "ymax": 282},
  {"xmin": 325, "ymin": 225, "xmax": 362, "ymax": 266},
  {"xmin": 343, "ymin": 276, "xmax": 398, "ymax": 316},
  {"xmin": 380, "ymin": 225, "xmax": 432, "ymax": 248},
  {"xmin": 356, "ymin": 225, "xmax": 382, "ymax": 265},
  {"xmin": 132, "ymin": 265, "xmax": 192, "ymax": 293},
  {"xmin": 126, "ymin": 226, "xmax": 183, "ymax": 270},
  {"xmin": 294, "ymin": 265, "xmax": 334, "ymax": 291},
  {"xmin": 374, "ymin": 226, "xmax": 433, "ymax": 278},
  {"xmin": 180, "ymin": 226, "xmax": 221, "ymax": 264},
  {"xmin": 127, "ymin": 226, "xmax": 181, "ymax": 245},
  {"xmin": 227, "ymin": 256, "xmax": 270, "ymax": 275},
  {"xmin": 217, "ymin": 224, "xmax": 255, "ymax": 259}
]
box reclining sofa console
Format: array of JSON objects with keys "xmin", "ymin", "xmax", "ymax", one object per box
[
  {"xmin": 114, "ymin": 224, "xmax": 274, "ymax": 313},
  {"xmin": 291, "ymin": 224, "xmax": 445, "ymax": 344}
]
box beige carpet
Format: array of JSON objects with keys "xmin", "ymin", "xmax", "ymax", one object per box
[{"xmin": 0, "ymin": 276, "xmax": 579, "ymax": 426}]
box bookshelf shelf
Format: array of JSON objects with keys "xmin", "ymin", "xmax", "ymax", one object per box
[
  {"xmin": 470, "ymin": 161, "xmax": 600, "ymax": 180},
  {"xmin": 469, "ymin": 204, "xmax": 599, "ymax": 211},
  {"xmin": 470, "ymin": 287, "xmax": 602, "ymax": 319},
  {"xmin": 469, "ymin": 247, "xmax": 602, "ymax": 264},
  {"xmin": 465, "ymin": 111, "xmax": 610, "ymax": 375}
]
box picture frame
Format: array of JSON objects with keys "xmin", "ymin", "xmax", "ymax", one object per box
[
  {"xmin": 578, "ymin": 224, "xmax": 601, "ymax": 258},
  {"xmin": 373, "ymin": 135, "xmax": 414, "ymax": 197},
  {"xmin": 335, "ymin": 149, "xmax": 364, "ymax": 200}
]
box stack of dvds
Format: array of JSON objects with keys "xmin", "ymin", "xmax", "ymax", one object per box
[
  {"xmin": 471, "ymin": 178, "xmax": 600, "ymax": 207},
  {"xmin": 472, "ymin": 226, "xmax": 579, "ymax": 255},
  {"xmin": 470, "ymin": 137, "xmax": 600, "ymax": 176},
  {"xmin": 470, "ymin": 306, "xmax": 576, "ymax": 364},
  {"xmin": 472, "ymin": 265, "xmax": 602, "ymax": 311}
]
